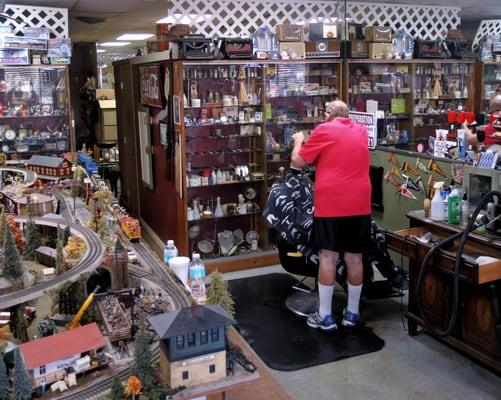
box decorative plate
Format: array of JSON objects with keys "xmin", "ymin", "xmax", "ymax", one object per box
[
  {"xmin": 4, "ymin": 130, "xmax": 15, "ymax": 140},
  {"xmin": 245, "ymin": 230, "xmax": 259, "ymax": 244},
  {"xmin": 233, "ymin": 229, "xmax": 244, "ymax": 244},
  {"xmin": 188, "ymin": 224, "xmax": 200, "ymax": 239},
  {"xmin": 198, "ymin": 240, "xmax": 214, "ymax": 254},
  {"xmin": 57, "ymin": 140, "xmax": 67, "ymax": 150},
  {"xmin": 1, "ymin": 145, "xmax": 8, "ymax": 152},
  {"xmin": 244, "ymin": 187, "xmax": 256, "ymax": 200}
]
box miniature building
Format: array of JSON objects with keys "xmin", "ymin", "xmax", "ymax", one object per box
[
  {"xmin": 18, "ymin": 322, "xmax": 106, "ymax": 386},
  {"xmin": 36, "ymin": 246, "xmax": 57, "ymax": 268},
  {"xmin": 42, "ymin": 268, "xmax": 56, "ymax": 281},
  {"xmin": 101, "ymin": 249, "xmax": 129, "ymax": 290},
  {"xmin": 96, "ymin": 295, "xmax": 131, "ymax": 342},
  {"xmin": 149, "ymin": 305, "xmax": 236, "ymax": 388},
  {"xmin": 27, "ymin": 155, "xmax": 72, "ymax": 177}
]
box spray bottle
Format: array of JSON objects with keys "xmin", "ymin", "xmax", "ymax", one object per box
[{"xmin": 431, "ymin": 182, "xmax": 445, "ymax": 221}]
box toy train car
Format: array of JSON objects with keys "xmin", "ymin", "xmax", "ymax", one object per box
[
  {"xmin": 119, "ymin": 215, "xmax": 141, "ymax": 241},
  {"xmin": 77, "ymin": 151, "xmax": 98, "ymax": 176}
]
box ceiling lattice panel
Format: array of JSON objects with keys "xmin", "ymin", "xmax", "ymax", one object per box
[
  {"xmin": 472, "ymin": 19, "xmax": 501, "ymax": 52},
  {"xmin": 166, "ymin": 0, "xmax": 460, "ymax": 41},
  {"xmin": 3, "ymin": 3, "xmax": 68, "ymax": 38}
]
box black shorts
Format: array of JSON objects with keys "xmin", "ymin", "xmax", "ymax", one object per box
[{"xmin": 313, "ymin": 215, "xmax": 371, "ymax": 253}]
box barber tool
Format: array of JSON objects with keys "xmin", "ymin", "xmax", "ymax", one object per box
[{"xmin": 179, "ymin": 34, "xmax": 213, "ymax": 59}]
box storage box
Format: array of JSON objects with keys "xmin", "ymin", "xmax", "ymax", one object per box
[
  {"xmin": 369, "ymin": 43, "xmax": 391, "ymax": 59},
  {"xmin": 279, "ymin": 42, "xmax": 305, "ymax": 59},
  {"xmin": 365, "ymin": 26, "xmax": 392, "ymax": 43}
]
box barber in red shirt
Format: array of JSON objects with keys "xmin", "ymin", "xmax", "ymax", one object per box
[
  {"xmin": 464, "ymin": 93, "xmax": 501, "ymax": 148},
  {"xmin": 291, "ymin": 100, "xmax": 371, "ymax": 331}
]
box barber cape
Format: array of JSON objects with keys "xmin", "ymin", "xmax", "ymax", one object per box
[{"xmin": 263, "ymin": 170, "xmax": 316, "ymax": 261}]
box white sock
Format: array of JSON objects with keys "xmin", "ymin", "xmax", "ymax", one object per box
[
  {"xmin": 347, "ymin": 283, "xmax": 362, "ymax": 314},
  {"xmin": 318, "ymin": 283, "xmax": 335, "ymax": 318}
]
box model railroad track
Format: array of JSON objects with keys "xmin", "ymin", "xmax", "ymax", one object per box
[{"xmin": 0, "ymin": 217, "xmax": 104, "ymax": 310}]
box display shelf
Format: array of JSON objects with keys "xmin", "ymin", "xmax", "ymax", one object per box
[
  {"xmin": 188, "ymin": 211, "xmax": 262, "ymax": 223},
  {"xmin": 0, "ymin": 65, "xmax": 72, "ymax": 158},
  {"xmin": 187, "ymin": 179, "xmax": 265, "ymax": 189},
  {"xmin": 474, "ymin": 62, "xmax": 501, "ymax": 114},
  {"xmin": 186, "ymin": 134, "xmax": 261, "ymax": 141}
]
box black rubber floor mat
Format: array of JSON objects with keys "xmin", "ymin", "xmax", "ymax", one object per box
[{"xmin": 228, "ymin": 273, "xmax": 385, "ymax": 371}]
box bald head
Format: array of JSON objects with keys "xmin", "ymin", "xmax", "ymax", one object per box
[
  {"xmin": 327, "ymin": 100, "xmax": 349, "ymax": 119},
  {"xmin": 489, "ymin": 93, "xmax": 501, "ymax": 114}
]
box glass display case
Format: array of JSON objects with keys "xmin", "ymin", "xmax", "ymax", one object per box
[
  {"xmin": 476, "ymin": 62, "xmax": 501, "ymax": 113},
  {"xmin": 346, "ymin": 60, "xmax": 412, "ymax": 146},
  {"xmin": 0, "ymin": 65, "xmax": 71, "ymax": 158},
  {"xmin": 412, "ymin": 61, "xmax": 474, "ymax": 145},
  {"xmin": 178, "ymin": 60, "xmax": 341, "ymax": 261}
]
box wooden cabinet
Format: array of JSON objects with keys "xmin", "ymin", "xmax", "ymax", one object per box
[{"xmin": 386, "ymin": 210, "xmax": 501, "ymax": 373}]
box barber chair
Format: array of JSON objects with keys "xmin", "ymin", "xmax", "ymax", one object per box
[{"xmin": 278, "ymin": 240, "xmax": 320, "ymax": 317}]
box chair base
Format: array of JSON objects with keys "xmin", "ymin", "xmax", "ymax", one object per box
[{"xmin": 285, "ymin": 291, "xmax": 318, "ymax": 317}]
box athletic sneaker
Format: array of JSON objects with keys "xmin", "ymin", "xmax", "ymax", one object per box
[
  {"xmin": 307, "ymin": 311, "xmax": 338, "ymax": 331},
  {"xmin": 342, "ymin": 309, "xmax": 359, "ymax": 327}
]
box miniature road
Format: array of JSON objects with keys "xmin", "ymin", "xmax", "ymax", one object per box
[
  {"xmin": 0, "ymin": 216, "xmax": 105, "ymax": 310},
  {"xmin": 0, "ymin": 167, "xmax": 37, "ymax": 187}
]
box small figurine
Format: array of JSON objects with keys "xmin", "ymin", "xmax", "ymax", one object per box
[{"xmin": 237, "ymin": 194, "xmax": 246, "ymax": 215}]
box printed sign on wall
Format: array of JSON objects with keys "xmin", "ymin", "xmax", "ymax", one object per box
[
  {"xmin": 349, "ymin": 111, "xmax": 377, "ymax": 149},
  {"xmin": 139, "ymin": 65, "xmax": 163, "ymax": 108}
]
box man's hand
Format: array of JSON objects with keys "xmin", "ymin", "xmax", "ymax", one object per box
[{"xmin": 292, "ymin": 131, "xmax": 305, "ymax": 144}]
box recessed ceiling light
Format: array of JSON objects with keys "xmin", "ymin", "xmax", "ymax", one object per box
[
  {"xmin": 97, "ymin": 49, "xmax": 106, "ymax": 53},
  {"xmin": 116, "ymin": 33, "xmax": 154, "ymax": 41},
  {"xmin": 100, "ymin": 42, "xmax": 131, "ymax": 47}
]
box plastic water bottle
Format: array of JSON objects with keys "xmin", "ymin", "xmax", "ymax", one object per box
[
  {"xmin": 189, "ymin": 253, "xmax": 206, "ymax": 303},
  {"xmin": 163, "ymin": 240, "xmax": 178, "ymax": 264}
]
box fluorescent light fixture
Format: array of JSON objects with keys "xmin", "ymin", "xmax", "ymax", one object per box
[
  {"xmin": 100, "ymin": 41, "xmax": 131, "ymax": 47},
  {"xmin": 156, "ymin": 16, "xmax": 175, "ymax": 24},
  {"xmin": 116, "ymin": 33, "xmax": 154, "ymax": 41},
  {"xmin": 310, "ymin": 18, "xmax": 317, "ymax": 23},
  {"xmin": 180, "ymin": 16, "xmax": 190, "ymax": 24},
  {"xmin": 97, "ymin": 49, "xmax": 106, "ymax": 53}
]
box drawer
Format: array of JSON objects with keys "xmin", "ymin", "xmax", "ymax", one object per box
[{"xmin": 385, "ymin": 227, "xmax": 476, "ymax": 282}]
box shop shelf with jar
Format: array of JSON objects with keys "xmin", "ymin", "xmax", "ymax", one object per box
[
  {"xmin": 0, "ymin": 65, "xmax": 72, "ymax": 158},
  {"xmin": 474, "ymin": 61, "xmax": 501, "ymax": 114},
  {"xmin": 178, "ymin": 61, "xmax": 268, "ymax": 264},
  {"xmin": 412, "ymin": 60, "xmax": 475, "ymax": 147},
  {"xmin": 345, "ymin": 60, "xmax": 413, "ymax": 148},
  {"xmin": 263, "ymin": 60, "xmax": 341, "ymax": 178}
]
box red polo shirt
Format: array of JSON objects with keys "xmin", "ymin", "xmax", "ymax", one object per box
[{"xmin": 299, "ymin": 117, "xmax": 371, "ymax": 217}]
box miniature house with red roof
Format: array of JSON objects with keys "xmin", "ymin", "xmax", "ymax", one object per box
[
  {"xmin": 18, "ymin": 322, "xmax": 106, "ymax": 386},
  {"xmin": 149, "ymin": 305, "xmax": 236, "ymax": 388}
]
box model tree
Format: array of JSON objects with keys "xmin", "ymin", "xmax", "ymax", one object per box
[
  {"xmin": 63, "ymin": 225, "xmax": 71, "ymax": 246},
  {"xmin": 109, "ymin": 376, "xmax": 125, "ymax": 400},
  {"xmin": 132, "ymin": 319, "xmax": 154, "ymax": 389},
  {"xmin": 0, "ymin": 358, "xmax": 8, "ymax": 400},
  {"xmin": 206, "ymin": 270, "xmax": 235, "ymax": 317},
  {"xmin": 124, "ymin": 375, "xmax": 142, "ymax": 400},
  {"xmin": 22, "ymin": 196, "xmax": 42, "ymax": 260},
  {"xmin": 12, "ymin": 348, "xmax": 33, "ymax": 400},
  {"xmin": 13, "ymin": 305, "xmax": 28, "ymax": 343},
  {"xmin": 55, "ymin": 225, "xmax": 65, "ymax": 275},
  {"xmin": 0, "ymin": 207, "xmax": 6, "ymax": 245},
  {"xmin": 2, "ymin": 216, "xmax": 24, "ymax": 282}
]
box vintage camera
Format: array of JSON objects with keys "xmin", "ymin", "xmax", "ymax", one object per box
[
  {"xmin": 305, "ymin": 40, "xmax": 340, "ymax": 58},
  {"xmin": 309, "ymin": 23, "xmax": 338, "ymax": 40},
  {"xmin": 276, "ymin": 24, "xmax": 305, "ymax": 42}
]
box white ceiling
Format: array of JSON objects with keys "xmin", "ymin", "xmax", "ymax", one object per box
[{"xmin": 3, "ymin": 1, "xmax": 501, "ymax": 56}]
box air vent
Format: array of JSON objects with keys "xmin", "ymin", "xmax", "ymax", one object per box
[{"xmin": 75, "ymin": 16, "xmax": 106, "ymax": 24}]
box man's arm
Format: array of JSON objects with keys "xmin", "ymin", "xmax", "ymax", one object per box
[{"xmin": 291, "ymin": 132, "xmax": 307, "ymax": 168}]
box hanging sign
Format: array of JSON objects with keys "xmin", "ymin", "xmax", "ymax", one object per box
[{"xmin": 349, "ymin": 111, "xmax": 377, "ymax": 149}]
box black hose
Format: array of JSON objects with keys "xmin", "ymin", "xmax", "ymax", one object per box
[{"xmin": 416, "ymin": 190, "xmax": 501, "ymax": 337}]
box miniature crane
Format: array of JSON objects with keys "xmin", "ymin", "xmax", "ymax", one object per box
[{"xmin": 66, "ymin": 285, "xmax": 100, "ymax": 330}]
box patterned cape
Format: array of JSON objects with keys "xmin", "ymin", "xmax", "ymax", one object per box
[{"xmin": 263, "ymin": 170, "xmax": 317, "ymax": 261}]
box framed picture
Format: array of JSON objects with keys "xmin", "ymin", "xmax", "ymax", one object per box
[
  {"xmin": 137, "ymin": 105, "xmax": 154, "ymax": 189},
  {"xmin": 160, "ymin": 122, "xmax": 168, "ymax": 147},
  {"xmin": 139, "ymin": 64, "xmax": 163, "ymax": 108},
  {"xmin": 173, "ymin": 95, "xmax": 180, "ymax": 125}
]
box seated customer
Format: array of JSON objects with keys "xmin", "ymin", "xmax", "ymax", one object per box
[{"xmin": 290, "ymin": 100, "xmax": 371, "ymax": 331}]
